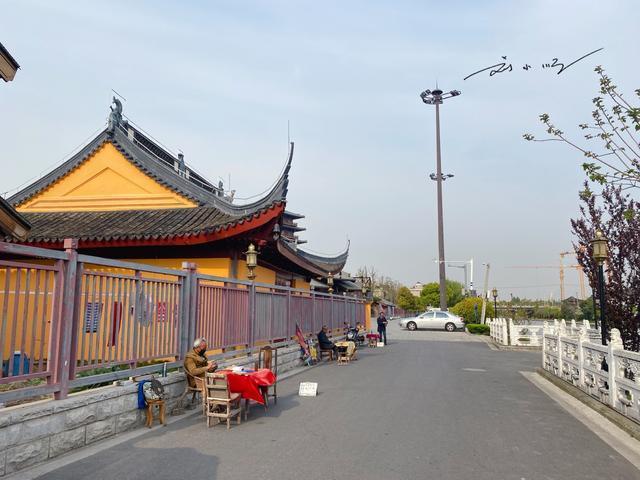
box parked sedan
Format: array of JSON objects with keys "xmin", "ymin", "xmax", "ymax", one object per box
[{"xmin": 399, "ymin": 310, "xmax": 464, "ymax": 332}]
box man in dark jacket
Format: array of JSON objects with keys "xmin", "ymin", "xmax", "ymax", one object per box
[
  {"xmin": 317, "ymin": 325, "xmax": 337, "ymax": 356},
  {"xmin": 377, "ymin": 310, "xmax": 388, "ymax": 345}
]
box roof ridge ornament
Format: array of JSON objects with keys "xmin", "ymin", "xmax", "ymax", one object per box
[{"xmin": 107, "ymin": 96, "xmax": 123, "ymax": 135}]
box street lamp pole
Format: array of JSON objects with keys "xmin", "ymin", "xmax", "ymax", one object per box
[{"xmin": 420, "ymin": 88, "xmax": 461, "ymax": 311}]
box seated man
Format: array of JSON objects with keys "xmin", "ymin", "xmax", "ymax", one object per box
[
  {"xmin": 317, "ymin": 325, "xmax": 337, "ymax": 356},
  {"xmin": 184, "ymin": 337, "xmax": 217, "ymax": 388}
]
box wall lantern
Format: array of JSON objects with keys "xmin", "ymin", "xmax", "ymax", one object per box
[
  {"xmin": 327, "ymin": 272, "xmax": 334, "ymax": 294},
  {"xmin": 245, "ymin": 243, "xmax": 258, "ymax": 280}
]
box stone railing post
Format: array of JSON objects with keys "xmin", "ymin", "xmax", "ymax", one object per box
[
  {"xmin": 508, "ymin": 318, "xmax": 515, "ymax": 346},
  {"xmin": 542, "ymin": 321, "xmax": 549, "ymax": 368},
  {"xmin": 557, "ymin": 320, "xmax": 566, "ymax": 378},
  {"xmin": 608, "ymin": 329, "xmax": 623, "ymax": 410},
  {"xmin": 501, "ymin": 319, "xmax": 508, "ymax": 346},
  {"xmin": 577, "ymin": 325, "xmax": 588, "ymax": 387}
]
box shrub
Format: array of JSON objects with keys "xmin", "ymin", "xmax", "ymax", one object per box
[
  {"xmin": 466, "ymin": 324, "xmax": 490, "ymax": 335},
  {"xmin": 451, "ymin": 297, "xmax": 494, "ymax": 323}
]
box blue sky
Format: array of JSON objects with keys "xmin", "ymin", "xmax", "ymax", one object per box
[{"xmin": 2, "ymin": 0, "xmax": 638, "ymax": 299}]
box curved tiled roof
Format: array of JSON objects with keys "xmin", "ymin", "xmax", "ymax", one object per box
[
  {"xmin": 276, "ymin": 239, "xmax": 349, "ymax": 276},
  {"xmin": 9, "ymin": 127, "xmax": 293, "ymax": 218},
  {"xmin": 14, "ymin": 203, "xmax": 283, "ymax": 246}
]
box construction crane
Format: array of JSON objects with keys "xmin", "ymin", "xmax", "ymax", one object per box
[
  {"xmin": 559, "ymin": 251, "xmax": 586, "ymax": 301},
  {"xmin": 506, "ymin": 262, "xmax": 587, "ymax": 300}
]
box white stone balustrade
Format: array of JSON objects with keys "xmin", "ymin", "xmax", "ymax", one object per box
[
  {"xmin": 543, "ymin": 322, "xmax": 640, "ymax": 423},
  {"xmin": 488, "ymin": 318, "xmax": 599, "ymax": 348}
]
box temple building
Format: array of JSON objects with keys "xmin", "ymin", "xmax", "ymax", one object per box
[{"xmin": 5, "ymin": 99, "xmax": 349, "ymax": 289}]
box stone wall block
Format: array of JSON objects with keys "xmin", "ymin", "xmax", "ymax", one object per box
[
  {"xmin": 5, "ymin": 437, "xmax": 49, "ymax": 474},
  {"xmin": 52, "ymin": 395, "xmax": 91, "ymax": 414},
  {"xmin": 0, "ymin": 450, "xmax": 6, "ymax": 476},
  {"xmin": 85, "ymin": 418, "xmax": 116, "ymax": 444},
  {"xmin": 20, "ymin": 415, "xmax": 65, "ymax": 443},
  {"xmin": 49, "ymin": 426, "xmax": 86, "ymax": 458},
  {"xmin": 95, "ymin": 396, "xmax": 132, "ymax": 421},
  {"xmin": 64, "ymin": 405, "xmax": 97, "ymax": 429},
  {"xmin": 0, "ymin": 424, "xmax": 22, "ymax": 451},
  {"xmin": 7, "ymin": 403, "xmax": 53, "ymax": 425},
  {"xmin": 116, "ymin": 410, "xmax": 142, "ymax": 434}
]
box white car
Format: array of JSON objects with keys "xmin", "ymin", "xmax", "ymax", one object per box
[{"xmin": 399, "ymin": 310, "xmax": 464, "ymax": 332}]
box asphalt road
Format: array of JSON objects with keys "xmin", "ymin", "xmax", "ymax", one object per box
[{"xmin": 36, "ymin": 321, "xmax": 640, "ymax": 480}]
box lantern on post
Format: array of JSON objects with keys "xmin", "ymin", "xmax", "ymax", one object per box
[
  {"xmin": 245, "ymin": 243, "xmax": 258, "ymax": 280},
  {"xmin": 491, "ymin": 287, "xmax": 498, "ymax": 319},
  {"xmin": 591, "ymin": 230, "xmax": 609, "ymax": 345}
]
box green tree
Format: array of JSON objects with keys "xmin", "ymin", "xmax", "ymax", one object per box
[
  {"xmin": 450, "ymin": 297, "xmax": 494, "ymax": 323},
  {"xmin": 533, "ymin": 306, "xmax": 562, "ymax": 319},
  {"xmin": 418, "ymin": 280, "xmax": 465, "ymax": 310},
  {"xmin": 397, "ymin": 286, "xmax": 417, "ymax": 311},
  {"xmin": 524, "ymin": 66, "xmax": 640, "ymax": 190}
]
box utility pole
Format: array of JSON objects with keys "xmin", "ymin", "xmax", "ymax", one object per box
[
  {"xmin": 480, "ymin": 263, "xmax": 490, "ymax": 324},
  {"xmin": 420, "ymin": 88, "xmax": 461, "ymax": 311}
]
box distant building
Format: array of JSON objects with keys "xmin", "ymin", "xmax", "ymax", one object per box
[
  {"xmin": 0, "ymin": 197, "xmax": 30, "ymax": 240},
  {"xmin": 0, "ymin": 42, "xmax": 20, "ymax": 82},
  {"xmin": 410, "ymin": 282, "xmax": 424, "ymax": 297},
  {"xmin": 562, "ymin": 296, "xmax": 580, "ymax": 308}
]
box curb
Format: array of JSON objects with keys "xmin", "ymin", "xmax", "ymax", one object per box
[
  {"xmin": 536, "ymin": 367, "xmax": 640, "ymax": 441},
  {"xmin": 476, "ymin": 335, "xmax": 541, "ymax": 351}
]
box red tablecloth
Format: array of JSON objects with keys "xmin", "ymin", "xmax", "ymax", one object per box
[
  {"xmin": 218, "ymin": 369, "xmax": 276, "ymax": 405},
  {"xmin": 365, "ymin": 333, "xmax": 380, "ymax": 339}
]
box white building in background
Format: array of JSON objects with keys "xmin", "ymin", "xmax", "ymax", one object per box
[{"xmin": 410, "ymin": 282, "xmax": 424, "ymax": 297}]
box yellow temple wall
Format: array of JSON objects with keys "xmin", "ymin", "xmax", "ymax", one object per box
[{"xmin": 17, "ymin": 143, "xmax": 197, "ymax": 212}]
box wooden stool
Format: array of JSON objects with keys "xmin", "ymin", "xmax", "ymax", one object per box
[
  {"xmin": 145, "ymin": 399, "xmax": 166, "ymax": 428},
  {"xmin": 337, "ymin": 352, "xmax": 349, "ymax": 365},
  {"xmin": 319, "ymin": 349, "xmax": 334, "ymax": 361},
  {"xmin": 368, "ymin": 336, "xmax": 378, "ymax": 348}
]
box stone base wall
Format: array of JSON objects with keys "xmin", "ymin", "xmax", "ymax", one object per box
[{"xmin": 0, "ymin": 343, "xmax": 303, "ymax": 477}]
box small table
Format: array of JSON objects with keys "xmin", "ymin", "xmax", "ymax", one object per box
[
  {"xmin": 366, "ymin": 333, "xmax": 380, "ymax": 348},
  {"xmin": 335, "ymin": 341, "xmax": 356, "ymax": 363},
  {"xmin": 218, "ymin": 369, "xmax": 276, "ymax": 405}
]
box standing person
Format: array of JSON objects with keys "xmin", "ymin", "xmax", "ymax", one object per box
[{"xmin": 377, "ymin": 309, "xmax": 388, "ymax": 345}]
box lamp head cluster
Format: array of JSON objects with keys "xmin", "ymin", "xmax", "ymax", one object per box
[
  {"xmin": 429, "ymin": 173, "xmax": 455, "ymax": 181},
  {"xmin": 420, "ymin": 89, "xmax": 461, "ymax": 105}
]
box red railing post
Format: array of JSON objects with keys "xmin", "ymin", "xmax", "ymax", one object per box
[
  {"xmin": 248, "ymin": 282, "xmax": 256, "ymax": 348},
  {"xmin": 179, "ymin": 262, "xmax": 198, "ymax": 359},
  {"xmin": 286, "ymin": 288, "xmax": 292, "ymax": 341},
  {"xmin": 311, "ymin": 291, "xmax": 316, "ymax": 336},
  {"xmin": 130, "ymin": 270, "xmax": 142, "ymax": 369},
  {"xmin": 53, "ymin": 239, "xmax": 78, "ymax": 400}
]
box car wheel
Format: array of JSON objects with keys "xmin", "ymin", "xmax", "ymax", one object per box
[
  {"xmin": 445, "ymin": 322, "xmax": 456, "ymax": 332},
  {"xmin": 407, "ymin": 321, "xmax": 417, "ymax": 331}
]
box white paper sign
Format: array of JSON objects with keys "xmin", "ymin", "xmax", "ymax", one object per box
[
  {"xmin": 377, "ymin": 342, "xmax": 385, "ymax": 347},
  {"xmin": 298, "ymin": 382, "xmax": 318, "ymax": 397}
]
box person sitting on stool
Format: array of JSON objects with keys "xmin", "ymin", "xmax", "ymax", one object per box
[
  {"xmin": 184, "ymin": 337, "xmax": 217, "ymax": 387},
  {"xmin": 317, "ymin": 325, "xmax": 337, "ymax": 356}
]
